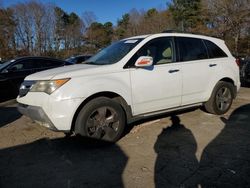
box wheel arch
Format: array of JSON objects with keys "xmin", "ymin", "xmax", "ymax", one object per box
[
  {"xmin": 205, "ymin": 77, "xmax": 237, "ymax": 104},
  {"xmin": 219, "ymin": 77, "xmax": 237, "ymax": 98},
  {"xmin": 70, "ymin": 91, "xmax": 132, "ymax": 133}
]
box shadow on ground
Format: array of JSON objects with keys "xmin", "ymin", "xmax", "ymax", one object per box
[
  {"xmin": 154, "ymin": 104, "xmax": 250, "ymax": 187},
  {"xmin": 154, "ymin": 115, "xmax": 199, "ymax": 187},
  {"xmin": 0, "ymin": 106, "xmax": 21, "ymax": 128},
  {"xmin": 196, "ymin": 103, "xmax": 250, "ymax": 187},
  {"xmin": 0, "ymin": 137, "xmax": 127, "ymax": 188}
]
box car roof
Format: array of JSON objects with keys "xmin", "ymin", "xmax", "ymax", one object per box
[
  {"xmin": 69, "ymin": 55, "xmax": 92, "ymax": 58},
  {"xmin": 13, "ymin": 56, "xmax": 66, "ymax": 62}
]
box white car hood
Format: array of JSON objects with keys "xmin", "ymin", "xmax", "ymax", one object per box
[{"xmin": 25, "ymin": 64, "xmax": 116, "ymax": 80}]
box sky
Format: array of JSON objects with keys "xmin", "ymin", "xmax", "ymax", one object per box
[{"xmin": 2, "ymin": 0, "xmax": 170, "ymax": 24}]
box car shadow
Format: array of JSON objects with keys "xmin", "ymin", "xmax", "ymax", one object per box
[
  {"xmin": 154, "ymin": 104, "xmax": 250, "ymax": 187},
  {"xmin": 123, "ymin": 107, "xmax": 198, "ymax": 137},
  {"xmin": 0, "ymin": 136, "xmax": 128, "ymax": 188},
  {"xmin": 0, "ymin": 106, "xmax": 22, "ymax": 128},
  {"xmin": 195, "ymin": 103, "xmax": 250, "ymax": 187}
]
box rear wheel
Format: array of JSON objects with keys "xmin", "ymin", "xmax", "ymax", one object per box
[
  {"xmin": 75, "ymin": 97, "xmax": 125, "ymax": 142},
  {"xmin": 204, "ymin": 81, "xmax": 234, "ymax": 115}
]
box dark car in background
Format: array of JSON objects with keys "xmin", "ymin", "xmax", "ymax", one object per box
[
  {"xmin": 65, "ymin": 55, "xmax": 92, "ymax": 64},
  {"xmin": 0, "ymin": 56, "xmax": 71, "ymax": 102},
  {"xmin": 240, "ymin": 58, "xmax": 250, "ymax": 86}
]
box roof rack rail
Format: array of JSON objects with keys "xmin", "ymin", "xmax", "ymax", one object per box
[{"xmin": 161, "ymin": 30, "xmax": 222, "ymax": 39}]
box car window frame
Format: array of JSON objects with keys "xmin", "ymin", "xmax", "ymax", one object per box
[
  {"xmin": 124, "ymin": 36, "xmax": 176, "ymax": 69},
  {"xmin": 7, "ymin": 59, "xmax": 40, "ymax": 72},
  {"xmin": 175, "ymin": 36, "xmax": 209, "ymax": 63},
  {"xmin": 38, "ymin": 59, "xmax": 65, "ymax": 69},
  {"xmin": 203, "ymin": 39, "xmax": 228, "ymax": 59}
]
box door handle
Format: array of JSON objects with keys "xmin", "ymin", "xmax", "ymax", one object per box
[
  {"xmin": 209, "ymin": 64, "xmax": 217, "ymax": 67},
  {"xmin": 168, "ymin": 69, "xmax": 179, "ymax": 73}
]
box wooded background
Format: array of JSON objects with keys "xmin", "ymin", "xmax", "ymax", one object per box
[{"xmin": 0, "ymin": 0, "xmax": 249, "ymax": 60}]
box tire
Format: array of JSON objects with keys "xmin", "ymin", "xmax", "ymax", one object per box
[
  {"xmin": 75, "ymin": 97, "xmax": 125, "ymax": 142},
  {"xmin": 204, "ymin": 81, "xmax": 234, "ymax": 115}
]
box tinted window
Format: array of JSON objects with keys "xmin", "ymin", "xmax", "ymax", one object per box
[
  {"xmin": 10, "ymin": 59, "xmax": 40, "ymax": 71},
  {"xmin": 177, "ymin": 37, "xmax": 208, "ymax": 61},
  {"xmin": 204, "ymin": 40, "xmax": 228, "ymax": 58},
  {"xmin": 127, "ymin": 37, "xmax": 175, "ymax": 67},
  {"xmin": 40, "ymin": 59, "xmax": 65, "ymax": 68}
]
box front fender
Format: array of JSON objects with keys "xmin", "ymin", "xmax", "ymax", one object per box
[{"xmin": 52, "ymin": 72, "xmax": 132, "ymax": 106}]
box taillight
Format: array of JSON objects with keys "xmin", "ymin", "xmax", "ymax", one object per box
[{"xmin": 235, "ymin": 58, "xmax": 240, "ymax": 67}]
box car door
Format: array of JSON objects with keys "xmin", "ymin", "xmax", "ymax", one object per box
[
  {"xmin": 129, "ymin": 37, "xmax": 182, "ymax": 115},
  {"xmin": 176, "ymin": 37, "xmax": 215, "ymax": 105},
  {"xmin": 0, "ymin": 69, "xmax": 12, "ymax": 99}
]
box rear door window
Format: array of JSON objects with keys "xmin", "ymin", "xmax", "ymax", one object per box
[
  {"xmin": 176, "ymin": 37, "xmax": 208, "ymax": 62},
  {"xmin": 40, "ymin": 59, "xmax": 65, "ymax": 68}
]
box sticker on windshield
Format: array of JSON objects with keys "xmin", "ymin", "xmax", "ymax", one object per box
[{"xmin": 124, "ymin": 40, "xmax": 138, "ymax": 44}]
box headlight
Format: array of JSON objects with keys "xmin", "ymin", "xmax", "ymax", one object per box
[{"xmin": 30, "ymin": 78, "xmax": 70, "ymax": 94}]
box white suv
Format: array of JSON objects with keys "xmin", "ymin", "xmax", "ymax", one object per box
[{"xmin": 17, "ymin": 33, "xmax": 240, "ymax": 142}]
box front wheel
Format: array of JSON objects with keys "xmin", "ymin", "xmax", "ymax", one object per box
[
  {"xmin": 204, "ymin": 81, "xmax": 234, "ymax": 115},
  {"xmin": 75, "ymin": 97, "xmax": 125, "ymax": 142}
]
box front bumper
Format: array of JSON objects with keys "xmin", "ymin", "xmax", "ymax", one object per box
[{"xmin": 18, "ymin": 103, "xmax": 58, "ymax": 131}]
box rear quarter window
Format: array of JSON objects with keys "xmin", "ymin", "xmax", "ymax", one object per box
[{"xmin": 204, "ymin": 40, "xmax": 228, "ymax": 58}]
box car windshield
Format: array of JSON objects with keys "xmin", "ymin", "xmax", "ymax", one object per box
[{"xmin": 85, "ymin": 38, "xmax": 143, "ymax": 65}]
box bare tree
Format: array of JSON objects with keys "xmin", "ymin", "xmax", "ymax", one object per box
[
  {"xmin": 82, "ymin": 11, "xmax": 97, "ymax": 29},
  {"xmin": 13, "ymin": 2, "xmax": 34, "ymax": 54},
  {"xmin": 12, "ymin": 1, "xmax": 56, "ymax": 56},
  {"xmin": 0, "ymin": 8, "xmax": 16, "ymax": 58},
  {"xmin": 204, "ymin": 0, "xmax": 250, "ymax": 55}
]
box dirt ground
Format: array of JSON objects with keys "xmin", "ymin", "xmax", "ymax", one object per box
[{"xmin": 0, "ymin": 87, "xmax": 250, "ymax": 188}]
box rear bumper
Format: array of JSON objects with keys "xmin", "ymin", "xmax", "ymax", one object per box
[{"xmin": 18, "ymin": 103, "xmax": 58, "ymax": 131}]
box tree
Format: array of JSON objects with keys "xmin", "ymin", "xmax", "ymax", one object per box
[
  {"xmin": 169, "ymin": 0, "xmax": 202, "ymax": 31},
  {"xmin": 81, "ymin": 11, "xmax": 97, "ymax": 29},
  {"xmin": 12, "ymin": 1, "xmax": 56, "ymax": 56},
  {"xmin": 204, "ymin": 0, "xmax": 250, "ymax": 55},
  {"xmin": 54, "ymin": 7, "xmax": 65, "ymax": 52},
  {"xmin": 0, "ymin": 8, "xmax": 16, "ymax": 59},
  {"xmin": 85, "ymin": 22, "xmax": 113, "ymax": 49},
  {"xmin": 115, "ymin": 8, "xmax": 175, "ymax": 38},
  {"xmin": 54, "ymin": 7, "xmax": 84, "ymax": 56},
  {"xmin": 115, "ymin": 14, "xmax": 130, "ymax": 39}
]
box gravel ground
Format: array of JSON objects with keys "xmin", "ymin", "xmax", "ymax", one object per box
[{"xmin": 0, "ymin": 87, "xmax": 250, "ymax": 188}]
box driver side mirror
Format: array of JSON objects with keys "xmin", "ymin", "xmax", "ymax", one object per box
[{"xmin": 135, "ymin": 56, "xmax": 153, "ymax": 68}]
